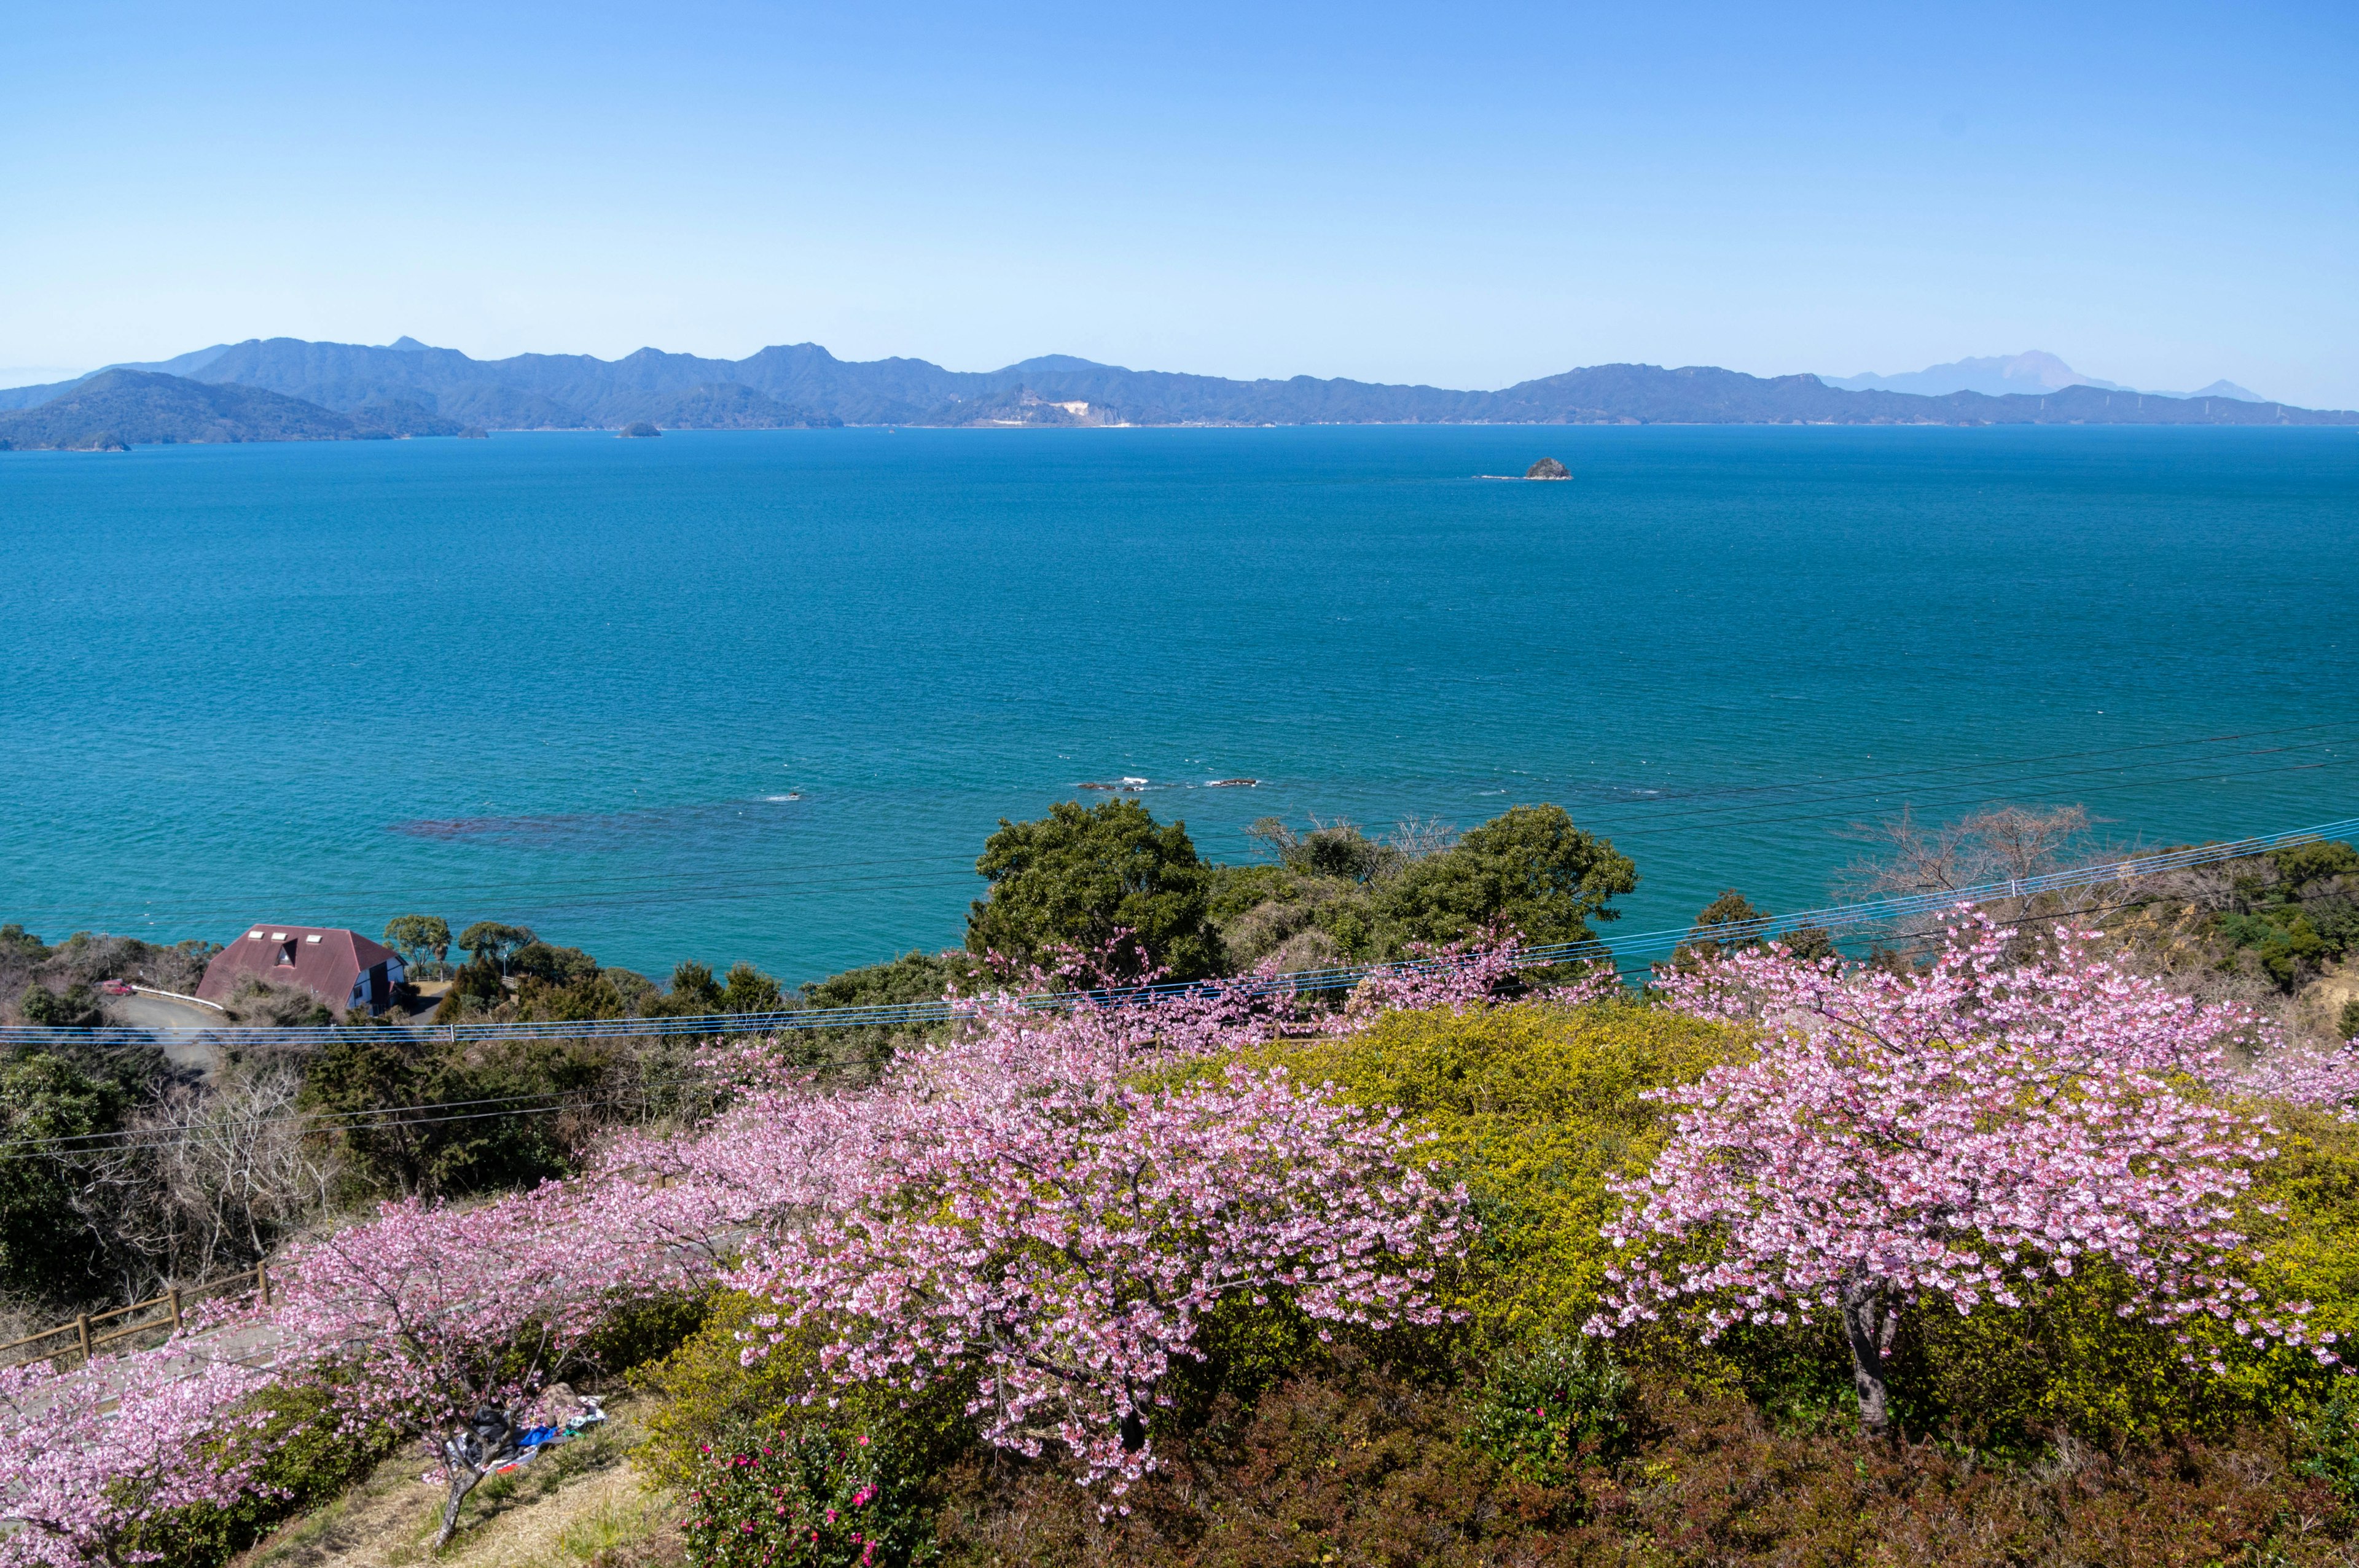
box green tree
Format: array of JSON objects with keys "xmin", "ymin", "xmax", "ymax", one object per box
[
  {"xmin": 667, "ymin": 961, "xmax": 726, "ymax": 1012},
  {"xmin": 507, "ymin": 942, "xmax": 598, "ymax": 985},
  {"xmin": 381, "ymin": 915, "xmax": 452, "ymax": 976},
  {"xmin": 1378, "ymin": 804, "xmax": 1636, "ymax": 951},
  {"xmin": 456, "ymin": 921, "xmax": 536, "ymax": 975},
  {"xmin": 1670, "ymin": 889, "xmax": 1767, "ymax": 969},
  {"xmin": 966, "ymin": 798, "xmax": 1220, "ymax": 980},
  {"xmin": 0, "ymin": 1050, "xmax": 123, "ymax": 1299},
  {"xmin": 721, "ymin": 961, "xmax": 783, "ymax": 1013},
  {"xmin": 300, "ymin": 1032, "xmax": 608, "ymax": 1198},
  {"xmin": 16, "ymin": 982, "xmax": 103, "ymax": 1028}
]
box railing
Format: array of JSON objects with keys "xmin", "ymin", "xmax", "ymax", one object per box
[{"xmin": 0, "ymin": 1260, "xmax": 273, "ymax": 1371}]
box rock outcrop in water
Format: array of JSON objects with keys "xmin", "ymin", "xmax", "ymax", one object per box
[
  {"xmin": 619, "ymin": 421, "xmax": 661, "ymax": 439},
  {"xmin": 1525, "ymin": 457, "xmax": 1570, "ymax": 479}
]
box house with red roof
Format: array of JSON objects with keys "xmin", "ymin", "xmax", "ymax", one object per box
[{"xmin": 196, "ymin": 924, "xmax": 407, "ymax": 1016}]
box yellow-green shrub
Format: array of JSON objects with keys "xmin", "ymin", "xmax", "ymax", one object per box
[
  {"xmin": 1248, "ymin": 997, "xmax": 1740, "ymax": 1346},
  {"xmin": 635, "ymin": 1291, "xmax": 832, "ymax": 1491},
  {"xmin": 635, "ymin": 1290, "xmax": 975, "ymax": 1494}
]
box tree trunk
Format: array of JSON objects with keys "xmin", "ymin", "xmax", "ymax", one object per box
[
  {"xmin": 433, "ymin": 1435, "xmax": 485, "ymax": 1552},
  {"xmin": 1840, "ymin": 1274, "xmax": 1895, "ymax": 1437}
]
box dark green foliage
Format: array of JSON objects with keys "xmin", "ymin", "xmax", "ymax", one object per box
[
  {"xmin": 16, "ymin": 980, "xmax": 101, "ymax": 1026},
  {"xmin": 683, "ymin": 1427, "xmax": 936, "ymax": 1568},
  {"xmin": 1248, "ymin": 817, "xmax": 1404, "ymax": 884},
  {"xmin": 0, "ymin": 924, "xmax": 45, "ymax": 962},
  {"xmin": 300, "ymin": 1031, "xmax": 613, "ymax": 1197},
  {"xmin": 444, "ymin": 953, "xmax": 509, "ymax": 1010},
  {"xmin": 1379, "ymin": 805, "xmax": 1635, "ymax": 950},
  {"xmin": 801, "ymin": 951, "xmax": 985, "ymax": 1013},
  {"xmin": 1465, "ymin": 1336, "xmax": 1637, "ymax": 1485},
  {"xmin": 458, "ymin": 921, "xmax": 538, "ymax": 971},
  {"xmin": 1155, "ymin": 1298, "xmax": 1320, "ymax": 1439},
  {"xmin": 1668, "ymin": 889, "xmax": 1766, "ymax": 969},
  {"xmin": 2273, "ymin": 841, "xmax": 2359, "ymax": 886},
  {"xmin": 2213, "ymin": 840, "xmax": 2359, "ymax": 989},
  {"xmin": 1780, "ymin": 922, "xmax": 1839, "ymax": 961},
  {"xmin": 2296, "ymin": 1388, "xmax": 2359, "ymax": 1505},
  {"xmin": 382, "ymin": 914, "xmax": 452, "ymax": 975},
  {"xmin": 788, "ymin": 951, "xmax": 987, "ymax": 1077},
  {"xmin": 721, "ymin": 961, "xmax": 783, "ymax": 1013},
  {"xmin": 2344, "ymin": 997, "xmax": 2359, "ymax": 1042},
  {"xmin": 583, "ymin": 1293, "xmax": 714, "ymax": 1379},
  {"xmin": 966, "ymin": 800, "xmax": 1219, "ymax": 980},
  {"xmin": 512, "ymin": 970, "xmax": 635, "ymax": 1021},
  {"xmin": 664, "ymin": 961, "xmax": 726, "ymax": 1012},
  {"xmin": 509, "ymin": 941, "xmax": 598, "ymax": 985},
  {"xmin": 0, "ymin": 1050, "xmax": 124, "ymax": 1299}
]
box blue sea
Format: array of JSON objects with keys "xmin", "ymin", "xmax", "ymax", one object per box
[{"xmin": 3, "ymin": 426, "xmax": 2354, "ymax": 983}]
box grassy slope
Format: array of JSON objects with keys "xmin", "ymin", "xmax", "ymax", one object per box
[{"xmin": 240, "ymin": 1398, "xmax": 678, "ymax": 1568}]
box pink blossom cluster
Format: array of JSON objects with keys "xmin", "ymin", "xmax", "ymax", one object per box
[
  {"xmin": 699, "ymin": 986, "xmax": 1468, "ymax": 1492},
  {"xmin": 0, "ymin": 1351, "xmax": 272, "ymax": 1568},
  {"xmin": 254, "ymin": 1181, "xmax": 696, "ymax": 1445},
  {"xmin": 2242, "ymin": 1037, "xmax": 2359, "ymax": 1125},
  {"xmin": 1596, "ymin": 919, "xmax": 2334, "ymax": 1394}
]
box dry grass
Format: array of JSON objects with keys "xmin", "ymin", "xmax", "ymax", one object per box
[{"xmin": 239, "ymin": 1398, "xmax": 680, "ymax": 1568}]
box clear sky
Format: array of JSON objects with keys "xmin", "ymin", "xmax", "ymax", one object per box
[{"xmin": 2, "ymin": 1, "xmax": 2353, "ymax": 404}]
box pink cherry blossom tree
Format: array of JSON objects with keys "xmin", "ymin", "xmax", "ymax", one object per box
[
  {"xmin": 718, "ymin": 989, "xmax": 1468, "ymax": 1494},
  {"xmin": 0, "ymin": 1350, "xmax": 272, "ymax": 1568},
  {"xmin": 1595, "ymin": 919, "xmax": 2323, "ymax": 1434},
  {"xmin": 254, "ymin": 1180, "xmax": 703, "ymax": 1548}
]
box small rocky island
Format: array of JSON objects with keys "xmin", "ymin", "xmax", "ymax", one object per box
[
  {"xmin": 619, "ymin": 421, "xmax": 661, "ymax": 439},
  {"xmin": 1525, "ymin": 457, "xmax": 1570, "ymax": 480}
]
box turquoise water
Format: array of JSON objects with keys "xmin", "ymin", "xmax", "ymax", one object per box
[{"xmin": 2, "ymin": 426, "xmax": 2354, "ymax": 982}]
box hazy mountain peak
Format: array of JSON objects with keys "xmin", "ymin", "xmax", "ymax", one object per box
[
  {"xmin": 388, "ymin": 336, "xmax": 436, "ymax": 352},
  {"xmin": 1825, "ymin": 351, "xmax": 2267, "ymax": 404},
  {"xmin": 2153, "ymin": 378, "xmax": 2267, "ymax": 402},
  {"xmin": 1823, "ymin": 351, "xmax": 2127, "ymax": 397}
]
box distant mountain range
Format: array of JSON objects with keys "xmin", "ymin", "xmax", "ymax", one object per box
[
  {"xmin": 1823, "ymin": 349, "xmax": 2266, "ymax": 404},
  {"xmin": 0, "ymin": 337, "xmax": 2347, "ymax": 450}
]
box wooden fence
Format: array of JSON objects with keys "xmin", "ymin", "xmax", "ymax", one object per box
[{"xmin": 0, "ymin": 1261, "xmax": 272, "ymax": 1371}]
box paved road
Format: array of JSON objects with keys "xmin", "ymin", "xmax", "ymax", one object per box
[{"xmin": 104, "ymin": 993, "xmax": 227, "ymax": 1077}]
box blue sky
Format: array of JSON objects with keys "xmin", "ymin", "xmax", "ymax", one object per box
[{"xmin": 2, "ymin": 1, "xmax": 2353, "ymax": 404}]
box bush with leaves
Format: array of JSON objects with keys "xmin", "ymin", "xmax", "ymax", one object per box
[
  {"xmin": 682, "ymin": 1426, "xmax": 934, "ymax": 1568},
  {"xmin": 1465, "ymin": 1335, "xmax": 1635, "ymax": 1486}
]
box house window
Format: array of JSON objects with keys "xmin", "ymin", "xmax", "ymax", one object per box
[{"xmin": 277, "ymin": 941, "xmax": 298, "ymax": 966}]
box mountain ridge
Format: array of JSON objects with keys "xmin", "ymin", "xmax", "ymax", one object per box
[
  {"xmin": 0, "ymin": 369, "xmax": 475, "ymax": 450},
  {"xmin": 1, "ymin": 340, "xmax": 2350, "ymax": 442}
]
